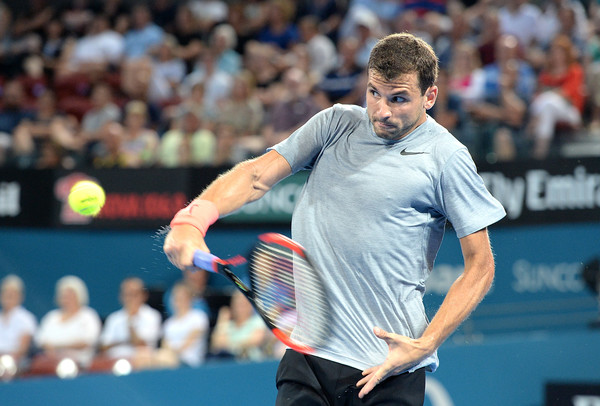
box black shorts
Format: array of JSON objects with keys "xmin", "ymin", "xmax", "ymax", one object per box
[{"xmin": 275, "ymin": 349, "xmax": 426, "ymax": 406}]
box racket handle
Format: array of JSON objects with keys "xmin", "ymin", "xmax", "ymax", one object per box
[{"xmin": 193, "ymin": 250, "xmax": 219, "ymax": 273}]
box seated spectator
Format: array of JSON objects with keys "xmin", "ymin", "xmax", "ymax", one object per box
[
  {"xmin": 210, "ymin": 24, "xmax": 242, "ymax": 76},
  {"xmin": 123, "ymin": 3, "xmax": 164, "ymax": 60},
  {"xmin": 527, "ymin": 34, "xmax": 586, "ymax": 159},
  {"xmin": 158, "ymin": 109, "xmax": 216, "ymax": 167},
  {"xmin": 315, "ymin": 36, "xmax": 366, "ymax": 108},
  {"xmin": 33, "ymin": 275, "xmax": 101, "ymax": 369},
  {"xmin": 119, "ymin": 100, "xmax": 159, "ymax": 167},
  {"xmin": 171, "ymin": 4, "xmax": 206, "ymax": 73},
  {"xmin": 215, "ymin": 71, "xmax": 265, "ymax": 136},
  {"xmin": 0, "ymin": 275, "xmax": 37, "ymax": 373},
  {"xmin": 11, "ymin": 89, "xmax": 81, "ymax": 169},
  {"xmin": 99, "ymin": 277, "xmax": 162, "ymax": 361},
  {"xmin": 297, "ymin": 15, "xmax": 336, "ymax": 81},
  {"xmin": 209, "ymin": 290, "xmax": 268, "ymax": 361},
  {"xmin": 79, "ymin": 82, "xmax": 122, "ymax": 145},
  {"xmin": 146, "ymin": 35, "xmax": 186, "ymax": 105},
  {"xmin": 257, "ymin": 0, "xmax": 299, "ymax": 51},
  {"xmin": 163, "ymin": 268, "xmax": 211, "ymax": 320},
  {"xmin": 56, "ymin": 14, "xmax": 125, "ymax": 79},
  {"xmin": 262, "ymin": 67, "xmax": 321, "ymax": 146},
  {"xmin": 138, "ymin": 282, "xmax": 209, "ymax": 368},
  {"xmin": 89, "ymin": 121, "xmax": 126, "ymax": 168}
]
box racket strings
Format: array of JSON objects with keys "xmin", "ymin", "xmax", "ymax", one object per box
[{"xmin": 249, "ymin": 242, "xmax": 330, "ymax": 348}]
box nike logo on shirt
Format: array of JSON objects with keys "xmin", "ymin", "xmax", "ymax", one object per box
[{"xmin": 400, "ymin": 148, "xmax": 429, "ymax": 155}]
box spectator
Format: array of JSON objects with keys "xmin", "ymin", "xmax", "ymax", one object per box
[
  {"xmin": 498, "ymin": 0, "xmax": 541, "ymax": 49},
  {"xmin": 297, "ymin": 15, "xmax": 336, "ymax": 81},
  {"xmin": 139, "ymin": 282, "xmax": 209, "ymax": 368},
  {"xmin": 263, "ymin": 67, "xmax": 321, "ymax": 146},
  {"xmin": 119, "ymin": 100, "xmax": 159, "ymax": 167},
  {"xmin": 146, "ymin": 35, "xmax": 186, "ymax": 105},
  {"xmin": 56, "ymin": 14, "xmax": 125, "ymax": 79},
  {"xmin": 90, "ymin": 121, "xmax": 126, "ymax": 168},
  {"xmin": 99, "ymin": 277, "xmax": 162, "ymax": 361},
  {"xmin": 215, "ymin": 71, "xmax": 265, "ymax": 136},
  {"xmin": 163, "ymin": 269, "xmax": 211, "ymax": 320},
  {"xmin": 11, "ymin": 89, "xmax": 81, "ymax": 169},
  {"xmin": 59, "ymin": 0, "xmax": 95, "ymax": 37},
  {"xmin": 40, "ymin": 19, "xmax": 67, "ymax": 77},
  {"xmin": 158, "ymin": 109, "xmax": 216, "ymax": 167},
  {"xmin": 188, "ymin": 0, "xmax": 228, "ymax": 34},
  {"xmin": 295, "ymin": 0, "xmax": 346, "ymax": 43},
  {"xmin": 315, "ymin": 36, "xmax": 366, "ymax": 107},
  {"xmin": 209, "ymin": 290, "xmax": 269, "ymax": 361},
  {"xmin": 527, "ymin": 34, "xmax": 586, "ymax": 160},
  {"xmin": 535, "ymin": 0, "xmax": 587, "ymax": 53},
  {"xmin": 171, "ymin": 4, "xmax": 206, "ymax": 73},
  {"xmin": 0, "ymin": 80, "xmax": 34, "ymax": 138},
  {"xmin": 79, "ymin": 82, "xmax": 122, "ymax": 145},
  {"xmin": 34, "ymin": 275, "xmax": 101, "ymax": 368},
  {"xmin": 123, "ymin": 3, "xmax": 164, "ymax": 60},
  {"xmin": 0, "ymin": 275, "xmax": 37, "ymax": 369},
  {"xmin": 257, "ymin": 0, "xmax": 300, "ymax": 51},
  {"xmin": 210, "ymin": 24, "xmax": 242, "ymax": 76}
]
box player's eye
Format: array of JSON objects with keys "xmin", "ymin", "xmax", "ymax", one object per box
[{"xmin": 391, "ymin": 96, "xmax": 406, "ymax": 103}]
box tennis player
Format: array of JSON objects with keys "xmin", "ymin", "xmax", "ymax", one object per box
[{"xmin": 165, "ymin": 33, "xmax": 506, "ymax": 405}]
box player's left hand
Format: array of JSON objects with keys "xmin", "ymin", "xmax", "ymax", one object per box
[{"xmin": 356, "ymin": 327, "xmax": 433, "ymax": 399}]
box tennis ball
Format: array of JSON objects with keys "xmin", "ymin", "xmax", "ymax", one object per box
[{"xmin": 68, "ymin": 180, "xmax": 106, "ymax": 217}]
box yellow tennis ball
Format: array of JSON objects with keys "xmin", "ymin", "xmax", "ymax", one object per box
[{"xmin": 68, "ymin": 180, "xmax": 106, "ymax": 217}]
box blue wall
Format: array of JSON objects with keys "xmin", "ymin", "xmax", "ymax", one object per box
[{"xmin": 1, "ymin": 329, "xmax": 598, "ymax": 406}]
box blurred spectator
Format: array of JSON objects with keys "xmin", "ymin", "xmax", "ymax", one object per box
[
  {"xmin": 158, "ymin": 109, "xmax": 216, "ymax": 167},
  {"xmin": 295, "ymin": 0, "xmax": 346, "ymax": 43},
  {"xmin": 188, "ymin": 0, "xmax": 228, "ymax": 34},
  {"xmin": 99, "ymin": 277, "xmax": 162, "ymax": 361},
  {"xmin": 139, "ymin": 282, "xmax": 209, "ymax": 368},
  {"xmin": 535, "ymin": 0, "xmax": 587, "ymax": 53},
  {"xmin": 585, "ymin": 10, "xmax": 600, "ymax": 136},
  {"xmin": 119, "ymin": 100, "xmax": 159, "ymax": 167},
  {"xmin": 448, "ymin": 41, "xmax": 485, "ymax": 106},
  {"xmin": 79, "ymin": 82, "xmax": 122, "ymax": 144},
  {"xmin": 257, "ymin": 0, "xmax": 300, "ymax": 51},
  {"xmin": 210, "ymin": 24, "xmax": 242, "ymax": 76},
  {"xmin": 0, "ymin": 275, "xmax": 37, "ymax": 368},
  {"xmin": 472, "ymin": 7, "xmax": 501, "ymax": 67},
  {"xmin": 0, "ymin": 80, "xmax": 34, "ymax": 135},
  {"xmin": 212, "ymin": 121, "xmax": 244, "ymax": 166},
  {"xmin": 60, "ymin": 0, "xmax": 95, "ymax": 37},
  {"xmin": 341, "ymin": 0, "xmax": 401, "ymax": 35},
  {"xmin": 315, "ymin": 36, "xmax": 366, "ymax": 107},
  {"xmin": 56, "ymin": 14, "xmax": 124, "ymax": 79},
  {"xmin": 263, "ymin": 67, "xmax": 321, "ymax": 146},
  {"xmin": 89, "ymin": 121, "xmax": 126, "ymax": 168},
  {"xmin": 226, "ymin": 1, "xmax": 269, "ymax": 53},
  {"xmin": 498, "ymin": 0, "xmax": 541, "ymax": 49},
  {"xmin": 209, "ymin": 290, "xmax": 269, "ymax": 361},
  {"xmin": 123, "ymin": 3, "xmax": 164, "ymax": 60},
  {"xmin": 463, "ymin": 34, "xmax": 535, "ymax": 161},
  {"xmin": 146, "ymin": 35, "xmax": 186, "ymax": 105},
  {"xmin": 297, "ymin": 15, "xmax": 336, "ymax": 81},
  {"xmin": 242, "ymin": 41, "xmax": 282, "ymax": 107},
  {"xmin": 527, "ymin": 35, "xmax": 586, "ymax": 160},
  {"xmin": 40, "ymin": 18, "xmax": 67, "ymax": 77},
  {"xmin": 163, "ymin": 269, "xmax": 211, "ymax": 319},
  {"xmin": 346, "ymin": 8, "xmax": 380, "ymax": 69},
  {"xmin": 215, "ymin": 71, "xmax": 265, "ymax": 136},
  {"xmin": 171, "ymin": 4, "xmax": 206, "ymax": 73},
  {"xmin": 422, "ymin": 11, "xmax": 453, "ymax": 70},
  {"xmin": 181, "ymin": 50, "xmax": 233, "ymax": 120},
  {"xmin": 11, "ymin": 89, "xmax": 81, "ymax": 169},
  {"xmin": 151, "ymin": 0, "xmax": 178, "ymax": 33},
  {"xmin": 34, "ymin": 275, "xmax": 101, "ymax": 368}
]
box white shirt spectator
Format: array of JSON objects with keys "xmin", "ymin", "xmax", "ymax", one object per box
[
  {"xmin": 498, "ymin": 2, "xmax": 541, "ymax": 48},
  {"xmin": 35, "ymin": 306, "xmax": 101, "ymax": 366},
  {"xmin": 0, "ymin": 305, "xmax": 37, "ymax": 354},
  {"xmin": 70, "ymin": 30, "xmax": 125, "ymax": 68},
  {"xmin": 162, "ymin": 309, "xmax": 209, "ymax": 367},
  {"xmin": 100, "ymin": 304, "xmax": 162, "ymax": 359},
  {"xmin": 305, "ymin": 33, "xmax": 337, "ymax": 80}
]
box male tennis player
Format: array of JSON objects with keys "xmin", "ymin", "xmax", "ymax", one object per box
[{"xmin": 165, "ymin": 33, "xmax": 506, "ymax": 405}]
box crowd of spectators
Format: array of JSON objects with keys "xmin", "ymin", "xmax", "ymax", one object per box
[
  {"xmin": 0, "ymin": 272, "xmax": 274, "ymax": 380},
  {"xmin": 0, "ymin": 0, "xmax": 598, "ymax": 168}
]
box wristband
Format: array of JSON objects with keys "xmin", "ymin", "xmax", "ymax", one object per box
[{"xmin": 170, "ymin": 199, "xmax": 219, "ymax": 237}]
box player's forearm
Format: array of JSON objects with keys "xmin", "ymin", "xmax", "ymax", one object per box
[
  {"xmin": 199, "ymin": 150, "xmax": 291, "ymax": 217},
  {"xmin": 420, "ymin": 255, "xmax": 494, "ymax": 351}
]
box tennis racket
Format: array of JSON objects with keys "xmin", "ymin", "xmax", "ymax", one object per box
[{"xmin": 193, "ymin": 233, "xmax": 330, "ymax": 354}]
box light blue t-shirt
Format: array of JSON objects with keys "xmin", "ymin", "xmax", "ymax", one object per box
[{"xmin": 271, "ymin": 104, "xmax": 506, "ymax": 373}]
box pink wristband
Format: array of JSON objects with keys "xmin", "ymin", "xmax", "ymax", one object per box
[{"xmin": 170, "ymin": 199, "xmax": 219, "ymax": 237}]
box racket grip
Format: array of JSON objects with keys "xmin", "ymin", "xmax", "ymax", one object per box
[{"xmin": 193, "ymin": 250, "xmax": 219, "ymax": 273}]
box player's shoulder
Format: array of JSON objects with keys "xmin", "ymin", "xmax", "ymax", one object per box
[
  {"xmin": 422, "ymin": 117, "xmax": 467, "ymax": 158},
  {"xmin": 329, "ymin": 103, "xmax": 367, "ymax": 121}
]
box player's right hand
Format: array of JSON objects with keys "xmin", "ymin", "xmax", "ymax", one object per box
[{"xmin": 163, "ymin": 224, "xmax": 209, "ymax": 273}]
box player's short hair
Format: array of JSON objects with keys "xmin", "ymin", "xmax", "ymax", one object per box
[
  {"xmin": 56, "ymin": 275, "xmax": 89, "ymax": 306},
  {"xmin": 367, "ymin": 33, "xmax": 439, "ymax": 95}
]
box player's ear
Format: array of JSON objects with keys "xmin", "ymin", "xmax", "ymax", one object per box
[{"xmin": 424, "ymin": 86, "xmax": 438, "ymax": 110}]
